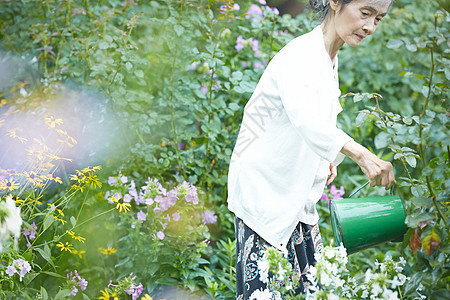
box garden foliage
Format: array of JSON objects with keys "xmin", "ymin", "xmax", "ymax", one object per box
[{"xmin": 0, "ymin": 0, "xmax": 448, "ymax": 299}]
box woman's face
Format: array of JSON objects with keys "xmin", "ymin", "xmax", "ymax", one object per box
[{"xmin": 331, "ymin": 0, "xmax": 391, "ymax": 46}]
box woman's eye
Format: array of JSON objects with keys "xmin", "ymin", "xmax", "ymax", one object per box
[{"xmin": 361, "ymin": 12, "xmax": 369, "ymax": 16}]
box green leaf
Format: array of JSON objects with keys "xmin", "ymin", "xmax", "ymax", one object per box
[
  {"xmin": 135, "ymin": 70, "xmax": 144, "ymax": 78},
  {"xmin": 54, "ymin": 289, "xmax": 71, "ymax": 300},
  {"xmin": 405, "ymin": 212, "xmax": 434, "ymax": 228},
  {"xmin": 404, "ymin": 272, "xmax": 424, "ymax": 296},
  {"xmin": 40, "ymin": 287, "xmax": 49, "ymax": 300},
  {"xmin": 386, "ymin": 38, "xmax": 403, "ymax": 48},
  {"xmin": 70, "ymin": 216, "xmax": 76, "ymax": 227},
  {"xmin": 98, "ymin": 41, "xmax": 110, "ymax": 49},
  {"xmin": 405, "ymin": 155, "xmax": 417, "ymax": 168},
  {"xmin": 411, "ymin": 196, "xmax": 434, "ymax": 208},
  {"xmin": 174, "ymin": 25, "xmax": 184, "ymax": 36},
  {"xmin": 35, "ymin": 247, "xmax": 54, "ymax": 268},
  {"xmin": 43, "ymin": 214, "xmax": 54, "ymax": 232},
  {"xmin": 228, "ymin": 103, "xmax": 240, "ymax": 111},
  {"xmin": 355, "ymin": 110, "xmax": 370, "ymax": 127},
  {"xmin": 374, "ymin": 132, "xmax": 389, "ymax": 149},
  {"xmin": 41, "ymin": 271, "xmax": 65, "ymax": 279}
]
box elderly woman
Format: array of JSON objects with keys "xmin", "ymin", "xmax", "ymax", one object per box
[{"xmin": 227, "ymin": 0, "xmax": 396, "ymax": 298}]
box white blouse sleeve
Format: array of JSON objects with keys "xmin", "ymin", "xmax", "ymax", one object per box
[{"xmin": 277, "ymin": 59, "xmax": 353, "ymax": 164}]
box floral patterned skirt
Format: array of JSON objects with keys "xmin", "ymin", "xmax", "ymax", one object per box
[{"xmin": 235, "ymin": 216, "xmax": 323, "ymax": 300}]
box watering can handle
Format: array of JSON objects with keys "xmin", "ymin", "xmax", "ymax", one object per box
[
  {"xmin": 348, "ymin": 180, "xmax": 395, "ymax": 198},
  {"xmin": 327, "ymin": 181, "xmax": 395, "ymax": 210}
]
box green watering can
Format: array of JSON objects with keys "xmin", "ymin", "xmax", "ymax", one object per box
[{"xmin": 329, "ymin": 181, "xmax": 408, "ymax": 254}]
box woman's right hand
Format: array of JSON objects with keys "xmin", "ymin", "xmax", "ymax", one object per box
[{"xmin": 341, "ymin": 140, "xmax": 396, "ymax": 190}]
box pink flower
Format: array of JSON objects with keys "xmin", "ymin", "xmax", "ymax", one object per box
[
  {"xmin": 233, "ymin": 3, "xmax": 240, "ymax": 10},
  {"xmin": 235, "ymin": 35, "xmax": 244, "ymax": 51},
  {"xmin": 202, "ymin": 210, "xmax": 217, "ymax": 224},
  {"xmin": 246, "ymin": 4, "xmax": 263, "ymax": 21},
  {"xmin": 172, "ymin": 212, "xmax": 180, "ymax": 221},
  {"xmin": 108, "ymin": 176, "xmax": 116, "ymax": 185},
  {"xmin": 137, "ymin": 211, "xmax": 146, "ymax": 222},
  {"xmin": 156, "ymin": 231, "xmax": 165, "ymax": 240},
  {"xmin": 330, "ymin": 185, "xmax": 345, "ymax": 199},
  {"xmin": 320, "ymin": 193, "xmax": 328, "ymax": 201}
]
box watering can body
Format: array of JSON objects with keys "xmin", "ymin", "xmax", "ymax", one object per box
[{"xmin": 329, "ymin": 195, "xmax": 408, "ymax": 254}]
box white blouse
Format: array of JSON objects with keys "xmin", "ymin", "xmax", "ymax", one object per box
[{"xmin": 227, "ymin": 26, "xmax": 353, "ymax": 251}]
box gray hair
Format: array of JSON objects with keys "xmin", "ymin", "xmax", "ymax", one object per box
[{"xmin": 308, "ymin": 0, "xmax": 393, "ymax": 21}]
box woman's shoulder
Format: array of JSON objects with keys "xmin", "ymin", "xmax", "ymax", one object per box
[{"xmin": 269, "ymin": 27, "xmax": 327, "ymax": 72}]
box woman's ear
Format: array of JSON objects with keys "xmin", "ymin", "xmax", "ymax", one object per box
[{"xmin": 329, "ymin": 0, "xmax": 341, "ymax": 12}]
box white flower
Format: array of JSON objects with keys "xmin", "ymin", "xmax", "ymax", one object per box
[
  {"xmin": 324, "ymin": 247, "xmax": 335, "ymax": 259},
  {"xmin": 361, "ymin": 289, "xmax": 369, "ymax": 298},
  {"xmin": 249, "ymin": 288, "xmax": 272, "ymax": 300},
  {"xmin": 364, "ymin": 269, "xmax": 373, "ymax": 283},
  {"xmin": 258, "ymin": 258, "xmax": 270, "ymax": 284},
  {"xmin": 382, "ymin": 288, "xmax": 400, "ymax": 300},
  {"xmin": 277, "ymin": 262, "xmax": 287, "ymax": 281},
  {"xmin": 371, "ymin": 282, "xmax": 383, "ymax": 296},
  {"xmin": 328, "ymin": 293, "xmax": 340, "ymax": 300}
]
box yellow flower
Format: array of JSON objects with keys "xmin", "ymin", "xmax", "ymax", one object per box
[
  {"xmin": 45, "ymin": 173, "xmax": 62, "ymax": 184},
  {"xmin": 81, "ymin": 165, "xmax": 102, "ymax": 173},
  {"xmin": 112, "ymin": 194, "xmax": 131, "ymax": 213},
  {"xmin": 99, "ymin": 289, "xmax": 118, "ymax": 300},
  {"xmin": 8, "ymin": 128, "xmax": 28, "ymax": 143},
  {"xmin": 23, "ymin": 171, "xmax": 44, "ymax": 186},
  {"xmin": 0, "ymin": 179, "xmax": 20, "ymax": 191},
  {"xmin": 55, "ymin": 207, "xmax": 64, "ymax": 217},
  {"xmin": 54, "ymin": 216, "xmax": 67, "ymax": 225},
  {"xmin": 44, "ymin": 116, "xmax": 63, "ymax": 128},
  {"xmin": 141, "ymin": 294, "xmax": 153, "ymax": 300},
  {"xmin": 66, "ymin": 230, "xmax": 86, "ymax": 243},
  {"xmin": 98, "ymin": 247, "xmax": 117, "ymax": 255},
  {"xmin": 71, "ymin": 184, "xmax": 85, "ymax": 192},
  {"xmin": 86, "ymin": 173, "xmax": 102, "ymax": 188},
  {"xmin": 56, "ymin": 242, "xmax": 73, "ymax": 253},
  {"xmin": 69, "ymin": 170, "xmax": 86, "ymax": 183},
  {"xmin": 72, "ymin": 249, "xmax": 86, "ymax": 258}
]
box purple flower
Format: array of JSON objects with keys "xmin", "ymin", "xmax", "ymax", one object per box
[
  {"xmin": 271, "ymin": 7, "xmax": 280, "ymax": 15},
  {"xmin": 202, "ymin": 210, "xmax": 218, "ymax": 224},
  {"xmin": 144, "ymin": 198, "xmax": 154, "ymax": 205},
  {"xmin": 178, "ymin": 142, "xmax": 185, "ymax": 150},
  {"xmin": 233, "ymin": 3, "xmax": 240, "ymax": 10},
  {"xmin": 120, "ymin": 175, "xmax": 128, "ymax": 184},
  {"xmin": 320, "ymin": 193, "xmax": 328, "ymax": 201},
  {"xmin": 6, "ymin": 265, "xmax": 15, "ymax": 276},
  {"xmin": 23, "ymin": 228, "xmax": 31, "ymax": 236},
  {"xmin": 253, "ymin": 61, "xmax": 264, "ymax": 69},
  {"xmin": 330, "ymin": 185, "xmax": 345, "ymax": 200},
  {"xmin": 108, "ymin": 176, "xmax": 116, "ymax": 185},
  {"xmin": 235, "ymin": 35, "xmax": 244, "ymax": 51},
  {"xmin": 172, "ymin": 212, "xmax": 180, "ymax": 222},
  {"xmin": 66, "ymin": 270, "xmax": 88, "ymax": 296},
  {"xmin": 156, "ymin": 231, "xmax": 165, "ymax": 240},
  {"xmin": 69, "ymin": 286, "xmax": 78, "ymax": 297},
  {"xmin": 137, "ymin": 211, "xmax": 146, "ymax": 222},
  {"xmin": 259, "ymin": 0, "xmax": 267, "ymax": 4},
  {"xmin": 200, "ymin": 85, "xmax": 208, "ymax": 94},
  {"xmin": 125, "ymin": 282, "xmax": 144, "ymax": 300},
  {"xmin": 246, "ymin": 4, "xmax": 263, "ymax": 21},
  {"xmin": 124, "ymin": 194, "xmax": 132, "ymax": 203},
  {"xmin": 79, "ymin": 278, "xmax": 88, "ymax": 291},
  {"xmin": 7, "ymin": 259, "xmax": 31, "ymax": 281}
]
